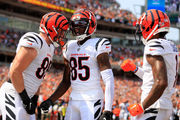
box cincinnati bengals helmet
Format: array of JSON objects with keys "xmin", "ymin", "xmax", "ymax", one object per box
[
  {"xmin": 135, "ymin": 9, "xmax": 170, "ymax": 45},
  {"xmin": 70, "ymin": 9, "xmax": 97, "ymax": 41},
  {"xmin": 39, "ymin": 12, "xmax": 69, "ymax": 47}
]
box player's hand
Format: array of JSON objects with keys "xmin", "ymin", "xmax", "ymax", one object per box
[
  {"xmin": 19, "ymin": 89, "xmax": 36, "ymax": 115},
  {"xmin": 127, "ymin": 104, "xmax": 144, "ymax": 116},
  {"xmin": 39, "ymin": 99, "xmax": 53, "ymax": 114},
  {"xmin": 31, "ymin": 95, "xmax": 39, "ymax": 108},
  {"xmin": 120, "ymin": 59, "xmax": 137, "ymax": 72},
  {"xmin": 99, "ymin": 111, "xmax": 113, "ymax": 120}
]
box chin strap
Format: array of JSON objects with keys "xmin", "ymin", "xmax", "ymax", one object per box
[{"xmin": 76, "ymin": 34, "xmax": 88, "ymax": 41}]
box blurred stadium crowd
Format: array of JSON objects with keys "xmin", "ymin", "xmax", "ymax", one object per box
[
  {"xmin": 165, "ymin": 0, "xmax": 180, "ymax": 24},
  {"xmin": 39, "ymin": 0, "xmax": 136, "ymax": 25}
]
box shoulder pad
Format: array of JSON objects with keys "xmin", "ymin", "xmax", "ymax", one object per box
[
  {"xmin": 96, "ymin": 38, "xmax": 111, "ymax": 56},
  {"xmin": 19, "ymin": 32, "xmax": 43, "ymax": 50},
  {"xmin": 96, "ymin": 38, "xmax": 111, "ymax": 51},
  {"xmin": 145, "ymin": 39, "xmax": 165, "ymax": 55}
]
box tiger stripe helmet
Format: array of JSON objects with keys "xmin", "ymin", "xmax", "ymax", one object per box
[
  {"xmin": 39, "ymin": 12, "xmax": 69, "ymax": 47},
  {"xmin": 70, "ymin": 9, "xmax": 97, "ymax": 41},
  {"xmin": 136, "ymin": 9, "xmax": 170, "ymax": 45}
]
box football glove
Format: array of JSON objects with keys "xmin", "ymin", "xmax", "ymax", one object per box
[
  {"xmin": 19, "ymin": 89, "xmax": 36, "ymax": 115},
  {"xmin": 120, "ymin": 59, "xmax": 137, "ymax": 72},
  {"xmin": 31, "ymin": 95, "xmax": 39, "ymax": 108},
  {"xmin": 99, "ymin": 111, "xmax": 113, "ymax": 120},
  {"xmin": 39, "ymin": 99, "xmax": 53, "ymax": 114},
  {"xmin": 128, "ymin": 104, "xmax": 144, "ymax": 116}
]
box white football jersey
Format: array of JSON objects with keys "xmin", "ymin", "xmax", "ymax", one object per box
[
  {"xmin": 12, "ymin": 32, "xmax": 54, "ymax": 97},
  {"xmin": 141, "ymin": 38, "xmax": 179, "ymax": 109},
  {"xmin": 63, "ymin": 38, "xmax": 111, "ymax": 100}
]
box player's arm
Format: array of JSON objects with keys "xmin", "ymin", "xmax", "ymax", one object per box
[
  {"xmin": 128, "ymin": 55, "xmax": 168, "ymax": 116},
  {"xmin": 120, "ymin": 59, "xmax": 144, "ymax": 79},
  {"xmin": 49, "ymin": 58, "xmax": 71, "ymax": 102},
  {"xmin": 97, "ymin": 53, "xmax": 114, "ymax": 119},
  {"xmin": 142, "ymin": 55, "xmax": 167, "ymax": 109},
  {"xmin": 9, "ymin": 46, "xmax": 38, "ymax": 114},
  {"xmin": 39, "ymin": 58, "xmax": 71, "ymax": 112},
  {"xmin": 9, "ymin": 47, "xmax": 37, "ymax": 93}
]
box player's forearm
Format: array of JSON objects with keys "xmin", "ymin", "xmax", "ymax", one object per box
[
  {"xmin": 142, "ymin": 79, "xmax": 167, "ymax": 110},
  {"xmin": 104, "ymin": 80, "xmax": 114, "ymax": 111},
  {"xmin": 9, "ymin": 70, "xmax": 25, "ymax": 93},
  {"xmin": 101, "ymin": 69, "xmax": 114, "ymax": 111},
  {"xmin": 134, "ymin": 67, "xmax": 144, "ymax": 79},
  {"xmin": 49, "ymin": 80, "xmax": 71, "ymax": 102}
]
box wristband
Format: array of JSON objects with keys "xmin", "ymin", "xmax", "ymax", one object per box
[
  {"xmin": 19, "ymin": 89, "xmax": 30, "ymax": 102},
  {"xmin": 133, "ymin": 67, "xmax": 138, "ymax": 73}
]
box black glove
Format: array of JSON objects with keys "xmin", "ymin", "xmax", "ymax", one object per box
[
  {"xmin": 39, "ymin": 99, "xmax": 53, "ymax": 113},
  {"xmin": 19, "ymin": 89, "xmax": 36, "ymax": 115},
  {"xmin": 31, "ymin": 95, "xmax": 39, "ymax": 108},
  {"xmin": 99, "ymin": 111, "xmax": 113, "ymax": 120}
]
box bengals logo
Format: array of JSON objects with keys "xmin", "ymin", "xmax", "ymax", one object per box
[{"xmin": 72, "ymin": 16, "xmax": 81, "ymax": 21}]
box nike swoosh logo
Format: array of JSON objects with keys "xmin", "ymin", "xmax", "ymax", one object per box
[
  {"xmin": 27, "ymin": 42, "xmax": 32, "ymax": 45},
  {"xmin": 149, "ymin": 48, "xmax": 156, "ymax": 51}
]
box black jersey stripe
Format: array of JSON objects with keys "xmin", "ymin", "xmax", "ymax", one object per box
[
  {"xmin": 5, "ymin": 93, "xmax": 15, "ymax": 107},
  {"xmin": 6, "ymin": 106, "xmax": 15, "ymax": 119},
  {"xmin": 6, "ymin": 115, "xmax": 12, "ymax": 120},
  {"xmin": 101, "ymin": 39, "xmax": 111, "ymax": 46},
  {"xmin": 33, "ymin": 33, "xmax": 43, "ymax": 49},
  {"xmin": 95, "ymin": 38, "xmax": 104, "ymax": 50},
  {"xmin": 154, "ymin": 41, "xmax": 161, "ymax": 44},
  {"xmin": 24, "ymin": 36, "xmax": 38, "ymax": 44},
  {"xmin": 25, "ymin": 39, "xmax": 34, "ymax": 43},
  {"xmin": 145, "ymin": 116, "xmax": 156, "ymax": 120},
  {"xmin": 149, "ymin": 45, "xmax": 164, "ymax": 49},
  {"xmin": 9, "ymin": 94, "xmax": 14, "ymax": 100},
  {"xmin": 94, "ymin": 99, "xmax": 101, "ymax": 107},
  {"xmin": 94, "ymin": 107, "xmax": 101, "ymax": 119},
  {"xmin": 144, "ymin": 108, "xmax": 158, "ymax": 114}
]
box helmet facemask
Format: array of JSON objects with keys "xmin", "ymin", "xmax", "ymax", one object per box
[
  {"xmin": 53, "ymin": 26, "xmax": 69, "ymax": 47},
  {"xmin": 71, "ymin": 18, "xmax": 90, "ymax": 41},
  {"xmin": 70, "ymin": 9, "xmax": 97, "ymax": 41}
]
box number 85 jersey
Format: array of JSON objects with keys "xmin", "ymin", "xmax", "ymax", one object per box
[{"xmin": 63, "ymin": 38, "xmax": 111, "ymax": 100}]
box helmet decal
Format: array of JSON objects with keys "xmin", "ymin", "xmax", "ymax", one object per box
[
  {"xmin": 135, "ymin": 9, "xmax": 170, "ymax": 45},
  {"xmin": 39, "ymin": 12, "xmax": 69, "ymax": 47}
]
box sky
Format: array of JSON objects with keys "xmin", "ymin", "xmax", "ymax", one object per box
[
  {"xmin": 116, "ymin": 0, "xmax": 145, "ymax": 18},
  {"xmin": 116, "ymin": 0, "xmax": 180, "ymax": 42}
]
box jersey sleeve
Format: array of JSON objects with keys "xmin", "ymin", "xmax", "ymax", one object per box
[
  {"xmin": 144, "ymin": 40, "xmax": 165, "ymax": 55},
  {"xmin": 96, "ymin": 38, "xmax": 111, "ymax": 57},
  {"xmin": 18, "ymin": 32, "xmax": 42, "ymax": 52}
]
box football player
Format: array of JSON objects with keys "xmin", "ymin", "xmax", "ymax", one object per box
[
  {"xmin": 121, "ymin": 9, "xmax": 179, "ymax": 120},
  {"xmin": 39, "ymin": 9, "xmax": 114, "ymax": 120},
  {"xmin": 0, "ymin": 12, "xmax": 69, "ymax": 120}
]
